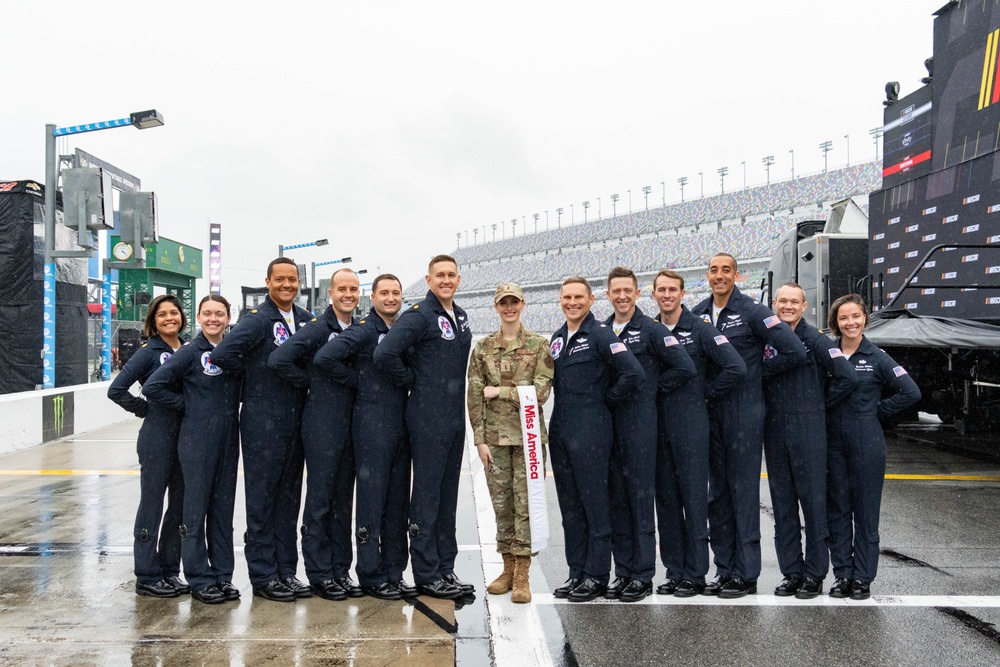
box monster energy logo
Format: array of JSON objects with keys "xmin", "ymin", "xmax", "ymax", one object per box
[{"xmin": 53, "ymin": 395, "xmax": 65, "ymax": 434}]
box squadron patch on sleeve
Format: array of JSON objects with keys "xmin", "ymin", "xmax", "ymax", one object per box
[
  {"xmin": 550, "ymin": 337, "xmax": 564, "ymax": 360},
  {"xmin": 328, "ymin": 331, "xmax": 339, "ymax": 341},
  {"xmin": 159, "ymin": 352, "xmax": 172, "ymax": 365}
]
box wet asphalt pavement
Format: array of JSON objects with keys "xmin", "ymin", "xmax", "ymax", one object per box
[{"xmin": 1, "ymin": 418, "xmax": 999, "ymax": 666}]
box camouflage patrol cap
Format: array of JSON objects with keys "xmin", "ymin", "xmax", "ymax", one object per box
[{"xmin": 494, "ymin": 282, "xmax": 524, "ymax": 304}]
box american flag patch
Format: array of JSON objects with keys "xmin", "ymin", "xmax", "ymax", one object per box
[
  {"xmin": 610, "ymin": 342, "xmax": 627, "ymax": 354},
  {"xmin": 764, "ymin": 315, "xmax": 780, "ymax": 328},
  {"xmin": 714, "ymin": 335, "xmax": 729, "ymax": 346},
  {"xmin": 893, "ymin": 365, "xmax": 908, "ymax": 377},
  {"xmin": 663, "ymin": 336, "xmax": 679, "ymax": 347},
  {"xmin": 829, "ymin": 348, "xmax": 844, "ymax": 359}
]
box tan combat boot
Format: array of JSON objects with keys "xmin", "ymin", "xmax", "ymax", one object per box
[
  {"xmin": 486, "ymin": 553, "xmax": 515, "ymax": 595},
  {"xmin": 511, "ymin": 555, "xmax": 532, "ymax": 603}
]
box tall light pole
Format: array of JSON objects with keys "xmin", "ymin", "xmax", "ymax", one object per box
[
  {"xmin": 582, "ymin": 200, "xmax": 590, "ymax": 223},
  {"xmin": 717, "ymin": 166, "xmax": 728, "ymax": 195},
  {"xmin": 869, "ymin": 126, "xmax": 884, "ymax": 159},
  {"xmin": 491, "ymin": 222, "xmax": 497, "ymax": 242},
  {"xmin": 545, "ymin": 210, "xmax": 549, "ymax": 231},
  {"xmin": 533, "ymin": 213, "xmax": 539, "ymax": 234},
  {"xmin": 43, "ymin": 109, "xmax": 165, "ymax": 388},
  {"xmin": 570, "ymin": 203, "xmax": 574, "ymax": 224},
  {"xmin": 844, "ymin": 134, "xmax": 851, "ymax": 167},
  {"xmin": 628, "ymin": 190, "xmax": 632, "ymax": 214},
  {"xmin": 611, "ymin": 193, "xmax": 619, "ymax": 217},
  {"xmin": 661, "ymin": 181, "xmax": 666, "ymax": 207},
  {"xmin": 511, "ymin": 218, "xmax": 518, "ymax": 237},
  {"xmin": 456, "ymin": 232, "xmax": 461, "ymax": 248},
  {"xmin": 597, "ymin": 197, "xmax": 602, "ymax": 220},
  {"xmin": 819, "ymin": 140, "xmax": 833, "ymax": 173},
  {"xmin": 501, "ymin": 220, "xmax": 505, "ymax": 238},
  {"xmin": 279, "ymin": 237, "xmax": 329, "ymax": 258},
  {"xmin": 473, "ymin": 228, "xmax": 478, "ymax": 245},
  {"xmin": 789, "ymin": 149, "xmax": 795, "ymax": 180},
  {"xmin": 762, "ymin": 155, "xmax": 775, "ymax": 186},
  {"xmin": 642, "ymin": 185, "xmax": 651, "ymax": 210},
  {"xmin": 741, "ymin": 161, "xmax": 746, "ymax": 190},
  {"xmin": 698, "ymin": 173, "xmax": 703, "ymax": 199},
  {"xmin": 678, "ymin": 176, "xmax": 687, "ymax": 203},
  {"xmin": 556, "ymin": 207, "xmax": 563, "ymax": 228}
]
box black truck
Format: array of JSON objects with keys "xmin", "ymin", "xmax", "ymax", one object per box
[{"xmin": 767, "ymin": 0, "xmax": 1000, "ymax": 438}]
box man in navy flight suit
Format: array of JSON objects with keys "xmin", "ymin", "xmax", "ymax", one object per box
[
  {"xmin": 652, "ymin": 269, "xmax": 746, "ymax": 597},
  {"xmin": 314, "ymin": 273, "xmax": 416, "ymax": 600},
  {"xmin": 267, "ymin": 268, "xmax": 363, "ymax": 601},
  {"xmin": 602, "ymin": 267, "xmax": 695, "ymax": 602},
  {"xmin": 692, "ymin": 253, "xmax": 807, "ymax": 598},
  {"xmin": 211, "ymin": 257, "xmax": 314, "ymax": 602},
  {"xmin": 373, "ymin": 255, "xmax": 474, "ymax": 600},
  {"xmin": 549, "ymin": 276, "xmax": 644, "ymax": 603},
  {"xmin": 764, "ymin": 282, "xmax": 857, "ymax": 599}
]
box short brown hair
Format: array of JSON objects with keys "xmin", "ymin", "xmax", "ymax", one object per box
[
  {"xmin": 428, "ymin": 254, "xmax": 458, "ymax": 273},
  {"xmin": 607, "ymin": 266, "xmax": 638, "ymax": 288},
  {"xmin": 197, "ymin": 294, "xmax": 231, "ymax": 317},
  {"xmin": 827, "ymin": 293, "xmax": 868, "ymax": 336},
  {"xmin": 143, "ymin": 294, "xmax": 187, "ymax": 338},
  {"xmin": 653, "ymin": 269, "xmax": 685, "ymax": 291},
  {"xmin": 329, "ymin": 267, "xmax": 357, "ymax": 283},
  {"xmin": 561, "ymin": 276, "xmax": 592, "ymax": 296},
  {"xmin": 267, "ymin": 257, "xmax": 298, "ymax": 279},
  {"xmin": 371, "ymin": 273, "xmax": 402, "ymax": 293},
  {"xmin": 776, "ymin": 282, "xmax": 805, "ymax": 298},
  {"xmin": 710, "ymin": 252, "xmax": 738, "ymax": 272}
]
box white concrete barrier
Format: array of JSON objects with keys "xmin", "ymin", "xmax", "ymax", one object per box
[{"xmin": 0, "ymin": 382, "xmax": 135, "ymax": 456}]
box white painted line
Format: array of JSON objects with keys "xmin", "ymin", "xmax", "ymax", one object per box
[
  {"xmin": 530, "ymin": 593, "xmax": 1000, "ymax": 608},
  {"xmin": 469, "ymin": 445, "xmax": 556, "ymax": 667}
]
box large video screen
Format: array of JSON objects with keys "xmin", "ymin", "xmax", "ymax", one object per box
[{"xmin": 882, "ymin": 85, "xmax": 934, "ymax": 189}]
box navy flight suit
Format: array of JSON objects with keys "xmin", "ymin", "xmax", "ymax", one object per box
[
  {"xmin": 763, "ymin": 319, "xmax": 857, "ymax": 584},
  {"xmin": 211, "ymin": 295, "xmax": 313, "ymax": 587},
  {"xmin": 314, "ymin": 307, "xmax": 411, "ymax": 589},
  {"xmin": 549, "ymin": 312, "xmax": 644, "ymax": 586},
  {"xmin": 654, "ymin": 306, "xmax": 746, "ymax": 587},
  {"xmin": 604, "ymin": 306, "xmax": 695, "ymax": 586},
  {"xmin": 827, "ymin": 335, "xmax": 919, "ymax": 585},
  {"xmin": 692, "ymin": 286, "xmax": 806, "ymax": 586},
  {"xmin": 108, "ymin": 335, "xmax": 185, "ymax": 588},
  {"xmin": 267, "ymin": 306, "xmax": 357, "ymax": 588},
  {"xmin": 143, "ymin": 333, "xmax": 243, "ymax": 593},
  {"xmin": 373, "ymin": 291, "xmax": 472, "ymax": 586}
]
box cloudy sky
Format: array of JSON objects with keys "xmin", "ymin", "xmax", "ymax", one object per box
[{"xmin": 2, "ymin": 0, "xmax": 942, "ymax": 302}]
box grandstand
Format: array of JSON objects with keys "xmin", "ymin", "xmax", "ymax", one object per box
[{"xmin": 404, "ymin": 162, "xmax": 881, "ymax": 334}]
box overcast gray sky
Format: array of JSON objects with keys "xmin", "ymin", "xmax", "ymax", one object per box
[{"xmin": 2, "ymin": 0, "xmax": 942, "ymax": 304}]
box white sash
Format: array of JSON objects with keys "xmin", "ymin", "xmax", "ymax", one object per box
[{"xmin": 517, "ymin": 386, "xmax": 548, "ymax": 551}]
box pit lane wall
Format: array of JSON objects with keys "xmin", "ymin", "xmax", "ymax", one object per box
[{"xmin": 0, "ymin": 381, "xmax": 134, "ymax": 456}]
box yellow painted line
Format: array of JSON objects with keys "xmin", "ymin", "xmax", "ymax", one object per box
[{"xmin": 883, "ymin": 473, "xmax": 1000, "ymax": 482}]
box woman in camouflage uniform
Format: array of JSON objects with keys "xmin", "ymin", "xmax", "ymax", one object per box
[{"xmin": 468, "ymin": 283, "xmax": 554, "ymax": 603}]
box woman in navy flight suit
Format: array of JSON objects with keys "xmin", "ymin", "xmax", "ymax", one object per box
[
  {"xmin": 826, "ymin": 294, "xmax": 920, "ymax": 600},
  {"xmin": 144, "ymin": 295, "xmax": 243, "ymax": 604},
  {"xmin": 108, "ymin": 295, "xmax": 188, "ymax": 598}
]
